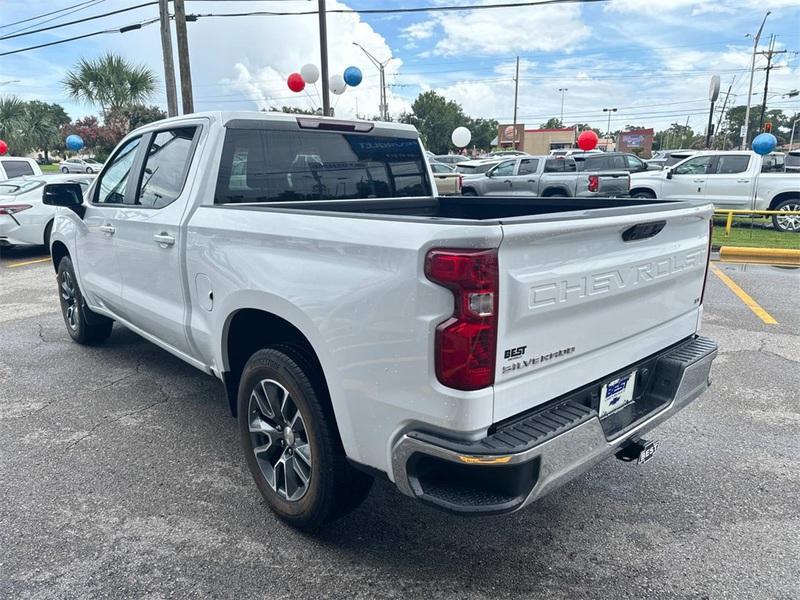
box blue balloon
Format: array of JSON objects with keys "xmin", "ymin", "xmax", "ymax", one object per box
[
  {"xmin": 752, "ymin": 132, "xmax": 777, "ymax": 156},
  {"xmin": 343, "ymin": 66, "xmax": 363, "ymax": 87},
  {"xmin": 65, "ymin": 134, "xmax": 84, "ymax": 152}
]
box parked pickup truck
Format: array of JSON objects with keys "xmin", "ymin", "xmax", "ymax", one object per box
[
  {"xmin": 629, "ymin": 151, "xmax": 800, "ymax": 231},
  {"xmin": 44, "ymin": 112, "xmax": 717, "ymax": 530},
  {"xmin": 461, "ymin": 155, "xmax": 630, "ymax": 197}
]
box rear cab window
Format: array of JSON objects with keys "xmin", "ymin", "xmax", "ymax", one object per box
[
  {"xmin": 544, "ymin": 158, "xmax": 577, "ymax": 173},
  {"xmin": 1, "ymin": 160, "xmax": 34, "ymax": 178},
  {"xmin": 215, "ymin": 127, "xmax": 429, "ymax": 203},
  {"xmin": 714, "ymin": 155, "xmax": 751, "ymax": 174}
]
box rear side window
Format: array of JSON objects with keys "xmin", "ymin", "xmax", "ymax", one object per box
[
  {"xmin": 2, "ymin": 160, "xmax": 34, "ymax": 178},
  {"xmin": 215, "ymin": 128, "xmax": 428, "ymax": 203},
  {"xmin": 518, "ymin": 159, "xmax": 538, "ymax": 175},
  {"xmin": 715, "ymin": 155, "xmax": 750, "ymax": 174},
  {"xmin": 136, "ymin": 127, "xmax": 198, "ymax": 208},
  {"xmin": 545, "ymin": 159, "xmax": 577, "ymax": 172}
]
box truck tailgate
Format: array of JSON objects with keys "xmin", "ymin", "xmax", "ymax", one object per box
[
  {"xmin": 493, "ymin": 203, "xmax": 711, "ymax": 422},
  {"xmin": 597, "ymin": 171, "xmax": 629, "ymax": 197}
]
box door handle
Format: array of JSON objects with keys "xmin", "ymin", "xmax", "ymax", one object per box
[
  {"xmin": 99, "ymin": 224, "xmax": 115, "ymax": 235},
  {"xmin": 153, "ymin": 232, "xmax": 175, "ymax": 247},
  {"xmin": 737, "ymin": 179, "xmax": 750, "ymax": 183},
  {"xmin": 692, "ymin": 179, "xmax": 705, "ymax": 183}
]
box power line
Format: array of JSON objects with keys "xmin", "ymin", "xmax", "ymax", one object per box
[
  {"xmin": 2, "ymin": 0, "xmax": 108, "ymax": 37},
  {"xmin": 0, "ymin": 0, "xmax": 102, "ymax": 30},
  {"xmin": 0, "ymin": 18, "xmax": 160, "ymax": 57},
  {"xmin": 0, "ymin": 2, "xmax": 157, "ymax": 42}
]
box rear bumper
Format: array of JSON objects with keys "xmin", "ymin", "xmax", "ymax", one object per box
[{"xmin": 391, "ymin": 336, "xmax": 717, "ymax": 515}]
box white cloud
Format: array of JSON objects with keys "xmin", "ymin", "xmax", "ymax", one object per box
[
  {"xmin": 401, "ymin": 21, "xmax": 437, "ymax": 41},
  {"xmin": 431, "ymin": 1, "xmax": 591, "ymax": 56}
]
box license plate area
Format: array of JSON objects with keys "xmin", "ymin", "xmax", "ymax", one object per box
[{"xmin": 599, "ymin": 371, "xmax": 637, "ymax": 418}]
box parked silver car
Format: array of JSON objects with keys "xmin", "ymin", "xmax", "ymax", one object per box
[{"xmin": 58, "ymin": 157, "xmax": 104, "ymax": 174}]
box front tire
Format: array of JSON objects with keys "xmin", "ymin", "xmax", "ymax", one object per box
[
  {"xmin": 85, "ymin": 167, "xmax": 94, "ymax": 174},
  {"xmin": 57, "ymin": 256, "xmax": 114, "ymax": 345},
  {"xmin": 60, "ymin": 167, "xmax": 69, "ymax": 174},
  {"xmin": 238, "ymin": 346, "xmax": 372, "ymax": 530},
  {"xmin": 772, "ymin": 199, "xmax": 800, "ymax": 232}
]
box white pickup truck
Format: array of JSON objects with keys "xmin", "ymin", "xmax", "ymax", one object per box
[
  {"xmin": 44, "ymin": 112, "xmax": 717, "ymax": 530},
  {"xmin": 629, "ymin": 151, "xmax": 800, "ymax": 231}
]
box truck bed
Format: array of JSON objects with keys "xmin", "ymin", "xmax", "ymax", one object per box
[{"xmin": 221, "ymin": 195, "xmax": 683, "ymax": 223}]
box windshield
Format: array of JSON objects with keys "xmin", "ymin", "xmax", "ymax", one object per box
[{"xmin": 0, "ymin": 178, "xmax": 44, "ymax": 195}]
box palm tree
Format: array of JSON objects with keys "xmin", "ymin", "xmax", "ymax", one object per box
[
  {"xmin": 63, "ymin": 52, "xmax": 157, "ymax": 118},
  {"xmin": 0, "ymin": 96, "xmax": 30, "ymax": 154}
]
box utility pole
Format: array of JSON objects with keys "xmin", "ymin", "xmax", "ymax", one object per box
[
  {"xmin": 558, "ymin": 87, "xmax": 568, "ymax": 126},
  {"xmin": 353, "ymin": 42, "xmax": 394, "ymax": 121},
  {"xmin": 158, "ymin": 0, "xmax": 178, "ymax": 117},
  {"xmin": 684, "ymin": 115, "xmax": 691, "ymax": 147},
  {"xmin": 790, "ymin": 113, "xmax": 798, "ymax": 149},
  {"xmin": 318, "ymin": 0, "xmax": 330, "ymax": 116},
  {"xmin": 757, "ymin": 34, "xmax": 786, "ymax": 132},
  {"xmin": 741, "ymin": 11, "xmax": 770, "ymax": 149},
  {"xmin": 714, "ymin": 76, "xmax": 735, "ymax": 149},
  {"xmin": 512, "ymin": 56, "xmax": 519, "ymax": 150},
  {"xmin": 603, "ymin": 107, "xmax": 617, "ymax": 142},
  {"xmin": 173, "ymin": 0, "xmax": 193, "ymax": 114}
]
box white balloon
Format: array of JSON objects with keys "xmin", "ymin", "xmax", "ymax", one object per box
[
  {"xmin": 451, "ymin": 126, "xmax": 471, "ymax": 148},
  {"xmin": 329, "ymin": 74, "xmax": 347, "ymax": 95},
  {"xmin": 300, "ymin": 63, "xmax": 320, "ymax": 84}
]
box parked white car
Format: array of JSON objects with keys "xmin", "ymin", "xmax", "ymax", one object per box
[
  {"xmin": 629, "ymin": 151, "xmax": 800, "ymax": 231},
  {"xmin": 0, "ymin": 174, "xmax": 95, "ymax": 247},
  {"xmin": 59, "ymin": 157, "xmax": 104, "ymax": 174},
  {"xmin": 0, "ymin": 157, "xmax": 42, "ymax": 180},
  {"xmin": 44, "ymin": 111, "xmax": 717, "ymax": 530}
]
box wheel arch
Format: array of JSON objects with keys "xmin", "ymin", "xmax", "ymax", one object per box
[
  {"xmin": 541, "ymin": 186, "xmax": 570, "ymax": 197},
  {"xmin": 629, "ymin": 187, "xmax": 657, "ymax": 198},
  {"xmin": 51, "ymin": 240, "xmax": 69, "ymax": 272},
  {"xmin": 768, "ymin": 191, "xmax": 800, "ymax": 210}
]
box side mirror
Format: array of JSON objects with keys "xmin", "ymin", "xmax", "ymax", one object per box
[
  {"xmin": 42, "ymin": 183, "xmax": 85, "ymax": 216},
  {"xmin": 665, "ymin": 169, "xmax": 673, "ymax": 179}
]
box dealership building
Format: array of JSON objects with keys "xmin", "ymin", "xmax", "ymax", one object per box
[{"xmin": 496, "ymin": 124, "xmax": 654, "ymax": 157}]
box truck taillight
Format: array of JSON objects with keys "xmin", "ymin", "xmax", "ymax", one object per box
[
  {"xmin": 425, "ymin": 249, "xmax": 498, "ymax": 391},
  {"xmin": 700, "ymin": 219, "xmax": 713, "ymax": 305},
  {"xmin": 0, "ymin": 204, "xmax": 32, "ymax": 215},
  {"xmin": 588, "ymin": 175, "xmax": 599, "ymax": 192}
]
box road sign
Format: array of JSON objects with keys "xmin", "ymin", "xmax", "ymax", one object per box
[{"xmin": 709, "ymin": 75, "xmax": 721, "ymax": 102}]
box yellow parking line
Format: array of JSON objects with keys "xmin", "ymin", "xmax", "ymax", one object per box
[
  {"xmin": 5, "ymin": 257, "xmax": 51, "ymax": 268},
  {"xmin": 710, "ymin": 264, "xmax": 778, "ymax": 325}
]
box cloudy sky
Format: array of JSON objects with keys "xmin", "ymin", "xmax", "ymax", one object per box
[{"xmin": 1, "ymin": 0, "xmax": 798, "ymax": 133}]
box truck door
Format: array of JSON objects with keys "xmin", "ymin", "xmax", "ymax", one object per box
[
  {"xmin": 483, "ymin": 160, "xmax": 515, "ymax": 195},
  {"xmin": 113, "ymin": 125, "xmax": 202, "ymax": 356},
  {"xmin": 664, "ymin": 154, "xmax": 713, "ymax": 199},
  {"xmin": 508, "ymin": 158, "xmax": 540, "ymax": 195},
  {"xmin": 75, "ymin": 136, "xmax": 144, "ymax": 315},
  {"xmin": 703, "ymin": 154, "xmax": 754, "ymax": 209}
]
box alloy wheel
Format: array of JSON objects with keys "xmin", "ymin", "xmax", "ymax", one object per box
[
  {"xmin": 60, "ymin": 271, "xmax": 78, "ymax": 330},
  {"xmin": 248, "ymin": 379, "xmax": 312, "ymax": 501},
  {"xmin": 775, "ymin": 203, "xmax": 800, "ymax": 232}
]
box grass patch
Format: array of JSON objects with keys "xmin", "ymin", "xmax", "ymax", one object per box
[
  {"xmin": 713, "ymin": 221, "xmax": 800, "ymax": 250},
  {"xmin": 40, "ymin": 163, "xmax": 60, "ymax": 173}
]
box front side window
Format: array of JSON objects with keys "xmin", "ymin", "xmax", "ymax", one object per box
[
  {"xmin": 215, "ymin": 128, "xmax": 428, "ymax": 203},
  {"xmin": 626, "ymin": 155, "xmax": 645, "ymax": 170},
  {"xmin": 673, "ymin": 155, "xmax": 713, "ymax": 176},
  {"xmin": 518, "ymin": 159, "xmax": 539, "ymax": 175},
  {"xmin": 2, "ymin": 160, "xmax": 34, "ymax": 178},
  {"xmin": 136, "ymin": 127, "xmax": 197, "ymax": 208},
  {"xmin": 95, "ymin": 137, "xmax": 141, "ymax": 204},
  {"xmin": 490, "ymin": 160, "xmax": 515, "ymax": 177},
  {"xmin": 430, "ymin": 163, "xmax": 453, "ymax": 174},
  {"xmin": 715, "ymin": 155, "xmax": 750, "ymax": 174}
]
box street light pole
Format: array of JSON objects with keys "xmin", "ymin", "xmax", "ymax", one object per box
[
  {"xmin": 603, "ymin": 107, "xmax": 617, "ymax": 146},
  {"xmin": 558, "ymin": 88, "xmax": 568, "ymax": 126},
  {"xmin": 318, "ymin": 0, "xmax": 331, "ymax": 116},
  {"xmin": 741, "ymin": 10, "xmax": 771, "ymax": 149},
  {"xmin": 353, "ymin": 42, "xmax": 394, "ymax": 120}
]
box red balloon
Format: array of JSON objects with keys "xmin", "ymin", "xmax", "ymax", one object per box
[
  {"xmin": 0, "ymin": 140, "xmax": 7, "ymax": 156},
  {"xmin": 287, "ymin": 72, "xmax": 305, "ymax": 93},
  {"xmin": 576, "ymin": 130, "xmax": 598, "ymax": 151}
]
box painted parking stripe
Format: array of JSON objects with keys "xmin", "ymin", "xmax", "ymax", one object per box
[
  {"xmin": 710, "ymin": 264, "xmax": 778, "ymax": 325},
  {"xmin": 5, "ymin": 257, "xmax": 51, "ymax": 268}
]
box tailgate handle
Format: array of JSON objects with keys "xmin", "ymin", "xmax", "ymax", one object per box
[{"xmin": 622, "ymin": 221, "xmax": 666, "ymax": 242}]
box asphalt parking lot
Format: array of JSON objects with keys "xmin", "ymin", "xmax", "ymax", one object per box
[{"xmin": 1, "ymin": 247, "xmax": 798, "ymax": 599}]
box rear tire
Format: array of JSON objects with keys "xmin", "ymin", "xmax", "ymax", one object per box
[
  {"xmin": 56, "ymin": 256, "xmax": 114, "ymax": 345},
  {"xmin": 771, "ymin": 199, "xmax": 800, "ymax": 232},
  {"xmin": 632, "ymin": 190, "xmax": 656, "ymax": 199},
  {"xmin": 238, "ymin": 346, "xmax": 372, "ymax": 530},
  {"xmin": 462, "ymin": 188, "xmax": 477, "ymax": 196},
  {"xmin": 60, "ymin": 167, "xmax": 69, "ymax": 174}
]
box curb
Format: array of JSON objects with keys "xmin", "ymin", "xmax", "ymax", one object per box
[{"xmin": 719, "ymin": 246, "xmax": 800, "ymax": 267}]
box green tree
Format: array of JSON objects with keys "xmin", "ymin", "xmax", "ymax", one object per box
[
  {"xmin": 719, "ymin": 105, "xmax": 790, "ymax": 149},
  {"xmin": 465, "ymin": 116, "xmax": 499, "ymax": 151},
  {"xmin": 573, "ymin": 123, "xmax": 601, "ymax": 136},
  {"xmin": 399, "ymin": 91, "xmax": 466, "ymax": 154},
  {"xmin": 539, "ymin": 117, "xmax": 563, "ymax": 129},
  {"xmin": 25, "ymin": 101, "xmax": 70, "ymax": 161},
  {"xmin": 63, "ymin": 53, "xmax": 157, "ymax": 120},
  {"xmin": 0, "ymin": 96, "xmax": 30, "ymax": 154}
]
